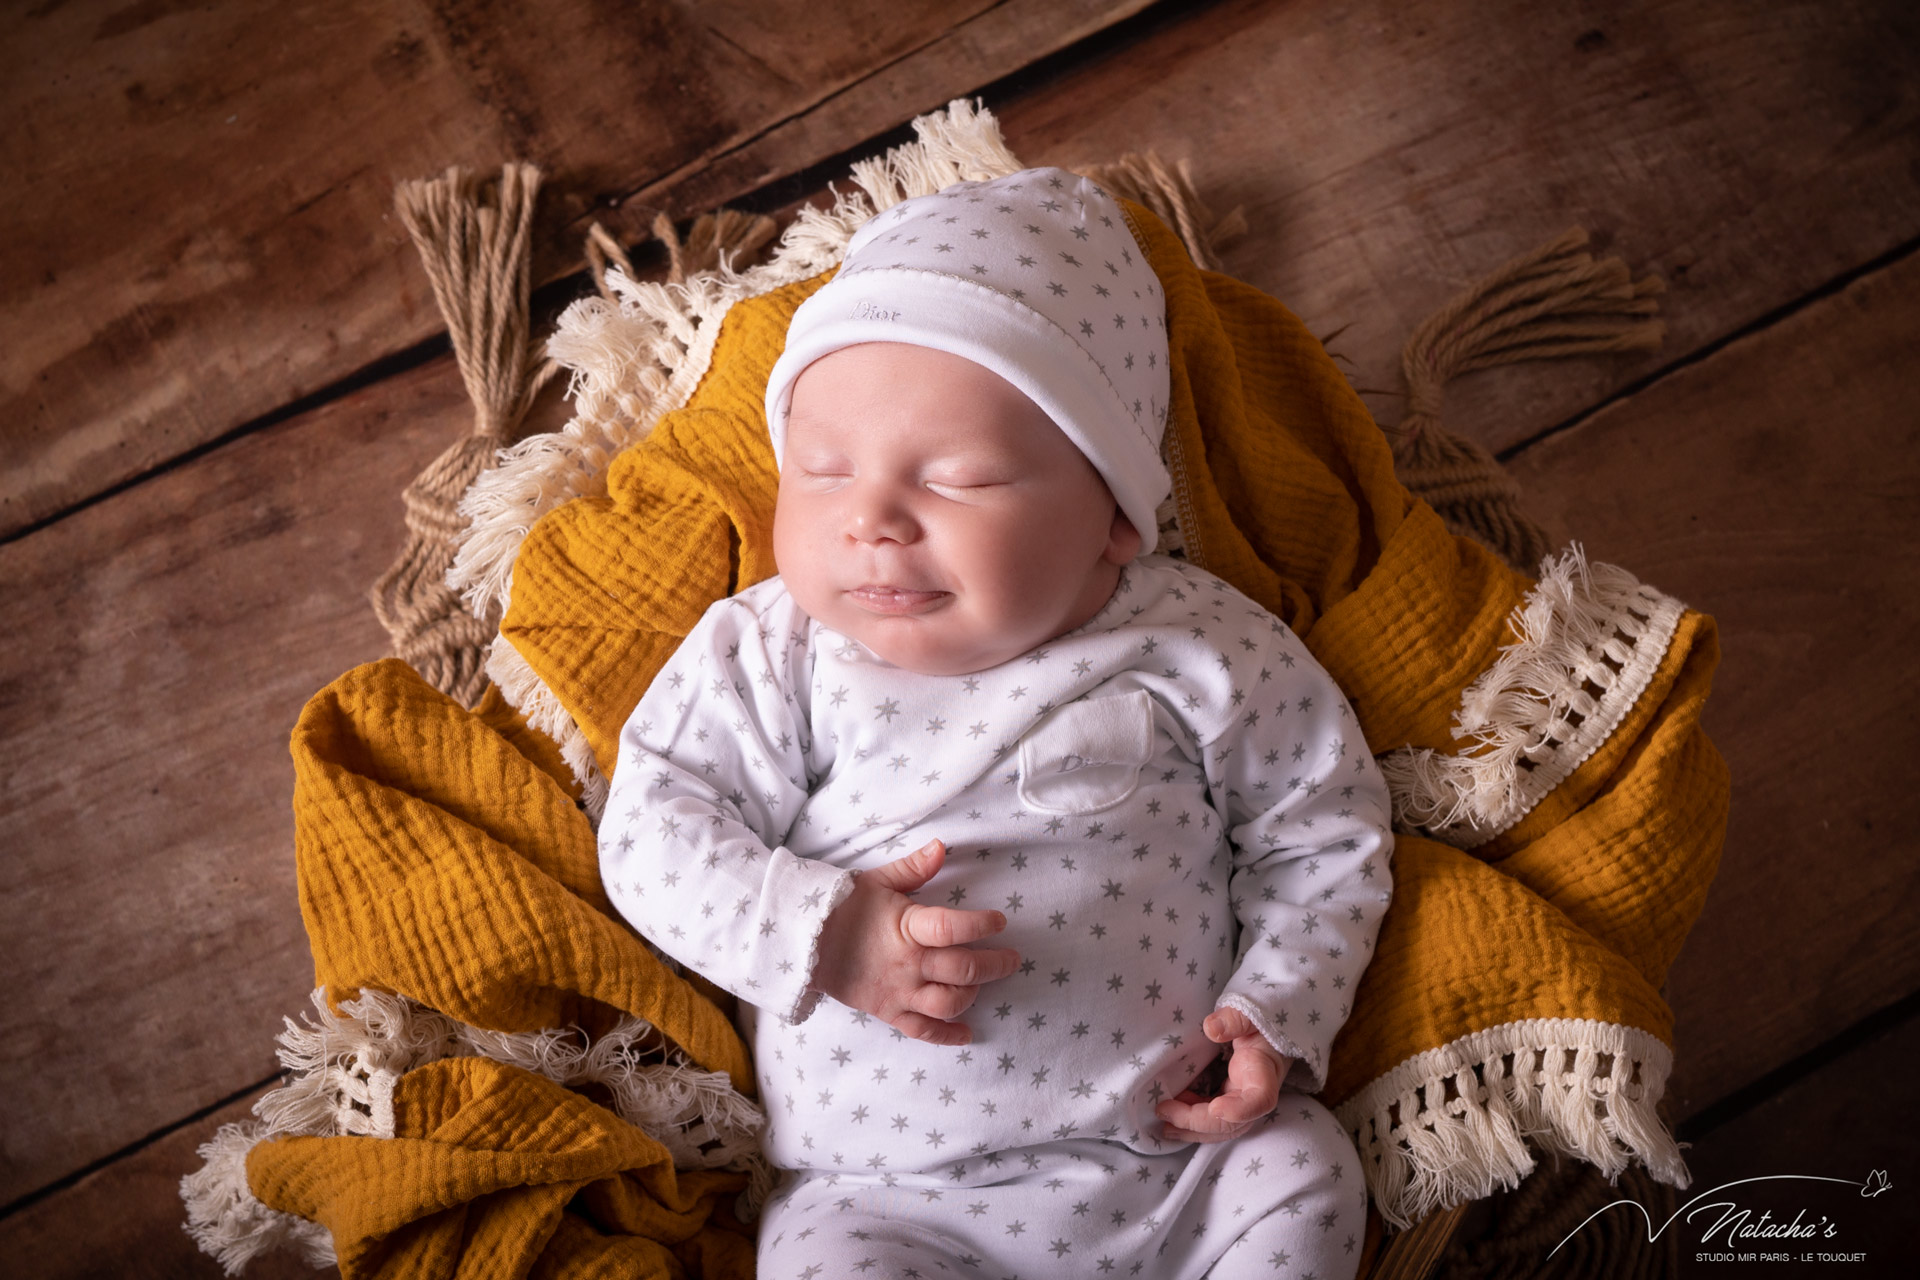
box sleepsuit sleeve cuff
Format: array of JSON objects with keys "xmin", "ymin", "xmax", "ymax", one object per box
[
  {"xmin": 1214, "ymin": 992, "xmax": 1327, "ymax": 1094},
  {"xmin": 760, "ymin": 845, "xmax": 857, "ymax": 1026}
]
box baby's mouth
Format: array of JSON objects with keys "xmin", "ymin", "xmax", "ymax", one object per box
[{"xmin": 847, "ymin": 584, "xmax": 951, "ymax": 615}]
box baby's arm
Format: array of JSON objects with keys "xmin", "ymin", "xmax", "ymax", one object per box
[
  {"xmin": 1207, "ymin": 623, "xmax": 1395, "ymax": 1093},
  {"xmin": 1159, "ymin": 622, "xmax": 1392, "ymax": 1137},
  {"xmin": 599, "ymin": 593, "xmax": 850, "ymax": 1024},
  {"xmin": 1152, "ymin": 605, "xmax": 1393, "ymax": 1143},
  {"xmin": 600, "ymin": 593, "xmax": 1017, "ymax": 1038}
]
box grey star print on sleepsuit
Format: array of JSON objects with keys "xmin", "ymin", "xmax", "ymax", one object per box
[{"xmin": 599, "ymin": 555, "xmax": 1393, "ymax": 1278}]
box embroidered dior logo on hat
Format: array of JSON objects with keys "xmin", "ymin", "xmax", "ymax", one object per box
[{"xmin": 852, "ymin": 300, "xmax": 902, "ymax": 321}]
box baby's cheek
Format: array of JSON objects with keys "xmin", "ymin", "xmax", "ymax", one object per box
[
  {"xmin": 770, "ymin": 494, "xmax": 802, "ymax": 572},
  {"xmin": 774, "ymin": 500, "xmax": 837, "ymax": 598}
]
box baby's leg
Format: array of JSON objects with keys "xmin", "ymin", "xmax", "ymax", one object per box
[
  {"xmin": 1192, "ymin": 1095, "xmax": 1370, "ymax": 1280},
  {"xmin": 757, "ymin": 1169, "xmax": 980, "ymax": 1279}
]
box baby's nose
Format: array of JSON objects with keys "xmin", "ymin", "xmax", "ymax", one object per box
[{"xmin": 847, "ymin": 489, "xmax": 919, "ymax": 544}]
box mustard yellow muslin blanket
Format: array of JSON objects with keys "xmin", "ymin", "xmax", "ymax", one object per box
[{"xmin": 237, "ymin": 103, "xmax": 1726, "ymax": 1277}]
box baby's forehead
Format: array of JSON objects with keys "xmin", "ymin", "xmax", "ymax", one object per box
[
  {"xmin": 785, "ymin": 407, "xmax": 1048, "ymax": 467},
  {"xmin": 787, "ymin": 348, "xmax": 1062, "ymax": 448}
]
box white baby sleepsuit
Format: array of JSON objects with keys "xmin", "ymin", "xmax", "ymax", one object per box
[{"xmin": 600, "ymin": 554, "xmax": 1394, "ymax": 1278}]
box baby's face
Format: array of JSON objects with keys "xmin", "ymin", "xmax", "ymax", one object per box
[{"xmin": 774, "ymin": 342, "xmax": 1140, "ymax": 676}]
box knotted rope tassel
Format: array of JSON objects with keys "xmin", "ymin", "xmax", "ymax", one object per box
[
  {"xmin": 1393, "ymin": 228, "xmax": 1666, "ymax": 572},
  {"xmin": 369, "ymin": 163, "xmax": 556, "ymax": 707},
  {"xmin": 1075, "ymin": 150, "xmax": 1247, "ymax": 271}
]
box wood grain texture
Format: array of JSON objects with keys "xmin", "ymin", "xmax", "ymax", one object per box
[
  {"xmin": 0, "ymin": 1086, "xmax": 338, "ymax": 1280},
  {"xmin": 987, "ymin": 0, "xmax": 1920, "ymax": 457},
  {"xmin": 620, "ymin": 0, "xmax": 1164, "ymax": 219},
  {"xmin": 0, "ymin": 354, "xmax": 474, "ymax": 1207},
  {"xmin": 1504, "ymin": 249, "xmax": 1920, "ymax": 1121},
  {"xmin": 1675, "ymin": 1012, "xmax": 1914, "ymax": 1272},
  {"xmin": 0, "ymin": 0, "xmax": 1150, "ymax": 537}
]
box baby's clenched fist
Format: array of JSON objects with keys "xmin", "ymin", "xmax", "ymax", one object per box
[
  {"xmin": 808, "ymin": 839, "xmax": 1021, "ymax": 1046},
  {"xmin": 1155, "ymin": 1005, "xmax": 1293, "ymax": 1144}
]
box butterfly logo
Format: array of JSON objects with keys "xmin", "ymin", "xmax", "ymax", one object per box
[{"xmin": 1862, "ymin": 1169, "xmax": 1891, "ymax": 1198}]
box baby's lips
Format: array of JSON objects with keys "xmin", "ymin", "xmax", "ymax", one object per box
[{"xmin": 847, "ymin": 584, "xmax": 950, "ymax": 614}]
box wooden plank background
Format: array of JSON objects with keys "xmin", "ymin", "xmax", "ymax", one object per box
[
  {"xmin": 0, "ymin": 0, "xmax": 1152, "ymax": 537},
  {"xmin": 1506, "ymin": 250, "xmax": 1920, "ymax": 1117},
  {"xmin": 2, "ymin": 0, "xmax": 1914, "ymax": 1272}
]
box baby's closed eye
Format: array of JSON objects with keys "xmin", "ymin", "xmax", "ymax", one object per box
[{"xmin": 926, "ymin": 473, "xmax": 1008, "ymax": 494}]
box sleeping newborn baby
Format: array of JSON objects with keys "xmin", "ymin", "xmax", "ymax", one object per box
[{"xmin": 599, "ymin": 167, "xmax": 1393, "ymax": 1279}]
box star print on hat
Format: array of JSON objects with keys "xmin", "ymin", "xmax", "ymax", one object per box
[{"xmin": 762, "ymin": 167, "xmax": 1174, "ymax": 552}]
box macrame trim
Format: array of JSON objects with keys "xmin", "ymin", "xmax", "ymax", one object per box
[
  {"xmin": 181, "ymin": 988, "xmax": 770, "ymax": 1274},
  {"xmin": 1377, "ymin": 544, "xmax": 1685, "ymax": 849},
  {"xmin": 1333, "ymin": 1017, "xmax": 1689, "ymax": 1230}
]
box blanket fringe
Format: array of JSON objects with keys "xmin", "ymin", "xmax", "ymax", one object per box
[
  {"xmin": 179, "ymin": 1122, "xmax": 336, "ymax": 1274},
  {"xmin": 181, "ymin": 988, "xmax": 769, "ymax": 1273},
  {"xmin": 1378, "ymin": 543, "xmax": 1685, "ymax": 848},
  {"xmin": 1334, "ymin": 1017, "xmax": 1689, "ymax": 1230},
  {"xmin": 484, "ymin": 631, "xmax": 612, "ymax": 819}
]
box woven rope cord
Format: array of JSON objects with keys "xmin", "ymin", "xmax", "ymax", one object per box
[
  {"xmin": 1075, "ymin": 150, "xmax": 1248, "ymax": 272},
  {"xmin": 368, "ymin": 163, "xmax": 554, "ymax": 706},
  {"xmin": 370, "ymin": 167, "xmax": 778, "ymax": 706},
  {"xmin": 1392, "ymin": 227, "xmax": 1665, "ymax": 572}
]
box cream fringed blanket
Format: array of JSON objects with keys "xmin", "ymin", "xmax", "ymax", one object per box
[{"xmin": 184, "ymin": 100, "xmax": 1727, "ymax": 1276}]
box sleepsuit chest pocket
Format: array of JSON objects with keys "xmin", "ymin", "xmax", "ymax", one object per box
[{"xmin": 1017, "ymin": 689, "xmax": 1155, "ymax": 815}]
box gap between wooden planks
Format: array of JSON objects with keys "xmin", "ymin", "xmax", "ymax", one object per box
[
  {"xmin": 0, "ymin": 0, "xmax": 1157, "ymax": 539},
  {"xmin": 0, "ymin": 1083, "xmax": 338, "ymax": 1280},
  {"xmin": 4, "ymin": 0, "xmax": 1918, "ymax": 1244}
]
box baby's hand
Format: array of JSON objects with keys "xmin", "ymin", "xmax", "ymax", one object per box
[
  {"xmin": 809, "ymin": 839, "xmax": 1021, "ymax": 1046},
  {"xmin": 1155, "ymin": 1006, "xmax": 1292, "ymax": 1144}
]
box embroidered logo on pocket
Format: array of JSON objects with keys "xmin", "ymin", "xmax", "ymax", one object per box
[{"xmin": 1017, "ymin": 690, "xmax": 1155, "ymax": 815}]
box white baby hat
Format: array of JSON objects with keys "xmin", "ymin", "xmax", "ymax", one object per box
[{"xmin": 762, "ymin": 167, "xmax": 1173, "ymax": 552}]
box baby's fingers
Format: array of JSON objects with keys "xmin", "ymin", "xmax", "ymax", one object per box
[
  {"xmin": 920, "ymin": 945, "xmax": 1021, "ymax": 986},
  {"xmin": 1206, "ymin": 1083, "xmax": 1276, "ymax": 1127},
  {"xmin": 1204, "ymin": 1006, "xmax": 1257, "ymax": 1042},
  {"xmin": 908, "ymin": 981, "xmax": 980, "ymax": 1021},
  {"xmin": 1154, "ymin": 1091, "xmax": 1216, "ymax": 1131},
  {"xmin": 901, "ymin": 904, "xmax": 1007, "ymax": 948},
  {"xmin": 1156, "ymin": 1093, "xmax": 1252, "ymax": 1144},
  {"xmin": 1160, "ymin": 1119, "xmax": 1255, "ymax": 1145},
  {"xmin": 890, "ymin": 1008, "xmax": 972, "ymax": 1047}
]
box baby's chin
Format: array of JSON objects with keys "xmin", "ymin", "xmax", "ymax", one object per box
[
  {"xmin": 843, "ymin": 618, "xmax": 1011, "ymax": 676},
  {"xmin": 814, "ymin": 597, "xmax": 1041, "ymax": 675}
]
